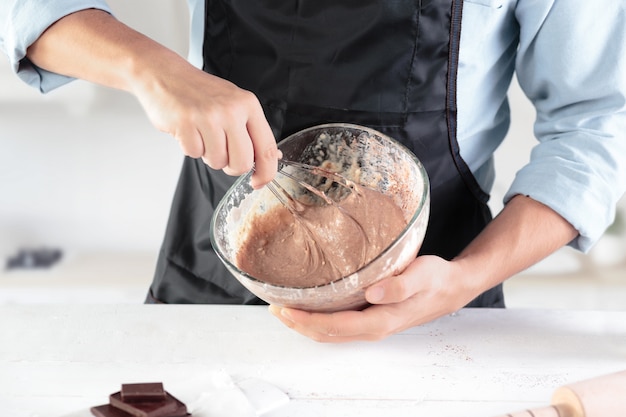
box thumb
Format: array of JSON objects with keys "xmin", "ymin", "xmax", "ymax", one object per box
[{"xmin": 365, "ymin": 255, "xmax": 446, "ymax": 304}]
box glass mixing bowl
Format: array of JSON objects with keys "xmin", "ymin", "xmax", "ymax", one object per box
[{"xmin": 210, "ymin": 123, "xmax": 430, "ymax": 312}]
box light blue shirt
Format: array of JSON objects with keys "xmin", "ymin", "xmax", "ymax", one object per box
[{"xmin": 2, "ymin": 0, "xmax": 625, "ymax": 252}]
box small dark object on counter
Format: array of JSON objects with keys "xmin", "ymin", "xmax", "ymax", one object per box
[
  {"xmin": 91, "ymin": 405, "xmax": 136, "ymax": 417},
  {"xmin": 5, "ymin": 247, "xmax": 63, "ymax": 270},
  {"xmin": 120, "ymin": 383, "xmax": 167, "ymax": 402},
  {"xmin": 90, "ymin": 382, "xmax": 189, "ymax": 417},
  {"xmin": 109, "ymin": 391, "xmax": 185, "ymax": 417}
]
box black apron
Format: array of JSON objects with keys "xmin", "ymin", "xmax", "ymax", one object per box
[{"xmin": 148, "ymin": 0, "xmax": 504, "ymax": 308}]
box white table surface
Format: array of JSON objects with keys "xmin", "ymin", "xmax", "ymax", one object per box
[{"xmin": 1, "ymin": 305, "xmax": 625, "ymax": 417}]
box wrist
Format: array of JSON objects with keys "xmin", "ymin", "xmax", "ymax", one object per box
[
  {"xmin": 452, "ymin": 195, "xmax": 578, "ymax": 295},
  {"xmin": 449, "ymin": 255, "xmax": 493, "ymax": 303}
]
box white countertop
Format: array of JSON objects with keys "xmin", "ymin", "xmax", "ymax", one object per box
[{"xmin": 1, "ymin": 305, "xmax": 625, "ymax": 417}]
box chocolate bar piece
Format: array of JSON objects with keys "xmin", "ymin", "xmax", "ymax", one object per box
[
  {"xmin": 121, "ymin": 383, "xmax": 166, "ymax": 403},
  {"xmin": 109, "ymin": 391, "xmax": 187, "ymax": 417},
  {"xmin": 90, "ymin": 383, "xmax": 189, "ymax": 417},
  {"xmin": 91, "ymin": 404, "xmax": 134, "ymax": 417}
]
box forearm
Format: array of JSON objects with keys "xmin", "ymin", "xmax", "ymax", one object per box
[
  {"xmin": 454, "ymin": 194, "xmax": 578, "ymax": 294},
  {"xmin": 26, "ymin": 8, "xmax": 185, "ymax": 94}
]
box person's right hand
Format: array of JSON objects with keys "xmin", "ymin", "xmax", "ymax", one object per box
[{"xmin": 132, "ymin": 58, "xmax": 280, "ymax": 189}]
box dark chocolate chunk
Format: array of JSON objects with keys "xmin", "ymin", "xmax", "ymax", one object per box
[
  {"xmin": 90, "ymin": 383, "xmax": 189, "ymax": 417},
  {"xmin": 121, "ymin": 383, "xmax": 166, "ymax": 402},
  {"xmin": 109, "ymin": 391, "xmax": 187, "ymax": 417},
  {"xmin": 91, "ymin": 404, "xmax": 133, "ymax": 417}
]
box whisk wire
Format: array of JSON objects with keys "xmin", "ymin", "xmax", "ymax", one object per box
[
  {"xmin": 266, "ymin": 180, "xmax": 337, "ymax": 274},
  {"xmin": 265, "ymin": 159, "xmax": 370, "ymax": 274},
  {"xmin": 279, "ymin": 160, "xmax": 362, "ymax": 200}
]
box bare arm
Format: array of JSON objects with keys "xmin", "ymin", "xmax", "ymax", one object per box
[
  {"xmin": 270, "ymin": 194, "xmax": 578, "ymax": 342},
  {"xmin": 28, "ymin": 9, "xmax": 279, "ymax": 188},
  {"xmin": 452, "ymin": 195, "xmax": 577, "ymax": 293}
]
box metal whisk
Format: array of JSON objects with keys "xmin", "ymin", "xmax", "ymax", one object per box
[{"xmin": 265, "ymin": 159, "xmax": 370, "ymax": 275}]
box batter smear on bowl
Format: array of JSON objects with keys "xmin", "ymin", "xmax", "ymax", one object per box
[{"xmin": 236, "ymin": 186, "xmax": 407, "ymax": 287}]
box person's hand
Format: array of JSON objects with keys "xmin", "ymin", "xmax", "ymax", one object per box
[
  {"xmin": 268, "ymin": 194, "xmax": 580, "ymax": 343},
  {"xmin": 269, "ymin": 255, "xmax": 478, "ymax": 343},
  {"xmin": 132, "ymin": 56, "xmax": 280, "ymax": 189}
]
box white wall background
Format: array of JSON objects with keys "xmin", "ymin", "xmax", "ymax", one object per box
[
  {"xmin": 0, "ymin": 1, "xmax": 188, "ymax": 257},
  {"xmin": 1, "ymin": 2, "xmax": 624, "ymax": 274}
]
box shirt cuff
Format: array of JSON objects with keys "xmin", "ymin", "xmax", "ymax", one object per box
[
  {"xmin": 504, "ymin": 130, "xmax": 626, "ymax": 253},
  {"xmin": 2, "ymin": 0, "xmax": 112, "ymax": 93}
]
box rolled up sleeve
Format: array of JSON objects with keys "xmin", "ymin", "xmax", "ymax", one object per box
[
  {"xmin": 0, "ymin": 0, "xmax": 112, "ymax": 92},
  {"xmin": 508, "ymin": 1, "xmax": 626, "ymax": 252}
]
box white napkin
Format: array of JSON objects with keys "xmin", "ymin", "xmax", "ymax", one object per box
[{"xmin": 237, "ymin": 378, "xmax": 291, "ymax": 415}]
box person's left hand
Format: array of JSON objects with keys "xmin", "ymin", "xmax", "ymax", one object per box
[{"xmin": 268, "ymin": 255, "xmax": 478, "ymax": 343}]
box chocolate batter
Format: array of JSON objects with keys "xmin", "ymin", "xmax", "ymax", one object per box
[{"xmin": 236, "ymin": 186, "xmax": 407, "ymax": 287}]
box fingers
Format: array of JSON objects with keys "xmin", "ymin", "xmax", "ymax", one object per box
[
  {"xmin": 220, "ymin": 122, "xmax": 255, "ymax": 176},
  {"xmin": 247, "ymin": 106, "xmax": 280, "ymax": 189},
  {"xmin": 143, "ymin": 68, "xmax": 278, "ymax": 184},
  {"xmin": 266, "ymin": 256, "xmax": 467, "ymax": 343},
  {"xmin": 196, "ymin": 91, "xmax": 277, "ymax": 185},
  {"xmin": 268, "ymin": 305, "xmax": 402, "ymax": 343}
]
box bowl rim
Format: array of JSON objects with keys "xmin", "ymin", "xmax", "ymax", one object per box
[{"xmin": 210, "ymin": 122, "xmax": 430, "ymax": 290}]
